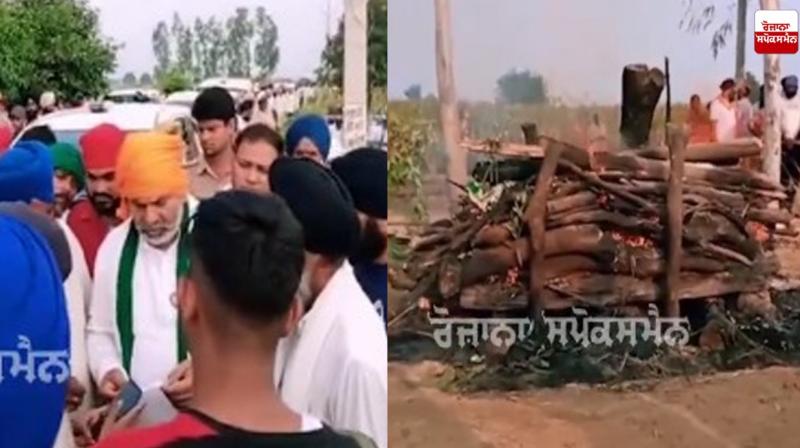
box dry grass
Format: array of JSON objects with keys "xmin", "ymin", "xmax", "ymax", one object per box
[{"xmin": 390, "ymin": 99, "xmax": 690, "ymax": 173}]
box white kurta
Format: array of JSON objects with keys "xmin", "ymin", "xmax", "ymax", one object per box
[
  {"xmin": 276, "ymin": 262, "xmax": 387, "ymax": 448},
  {"xmin": 53, "ymin": 222, "xmax": 93, "ymax": 448},
  {"xmin": 86, "ymin": 219, "xmax": 180, "ymax": 391}
]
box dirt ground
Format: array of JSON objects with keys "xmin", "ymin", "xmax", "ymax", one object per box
[{"xmin": 390, "ymin": 362, "xmax": 800, "ymax": 448}]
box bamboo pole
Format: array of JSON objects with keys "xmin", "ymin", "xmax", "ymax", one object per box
[{"xmin": 665, "ymin": 124, "xmax": 688, "ymax": 317}]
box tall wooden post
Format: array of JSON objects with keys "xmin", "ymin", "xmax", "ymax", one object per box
[
  {"xmin": 735, "ymin": 0, "xmax": 748, "ymax": 81},
  {"xmin": 665, "ymin": 124, "xmax": 687, "ymax": 317},
  {"xmin": 434, "ymin": 0, "xmax": 466, "ymax": 206},
  {"xmin": 525, "ymin": 143, "xmax": 563, "ymax": 319},
  {"xmin": 343, "ymin": 0, "xmax": 368, "ymax": 151},
  {"xmin": 760, "ymin": 0, "xmax": 781, "ymax": 183}
]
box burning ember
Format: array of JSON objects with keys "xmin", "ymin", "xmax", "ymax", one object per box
[{"xmin": 611, "ymin": 231, "xmax": 655, "ymax": 248}]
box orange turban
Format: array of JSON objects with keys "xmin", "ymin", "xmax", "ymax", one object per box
[{"xmin": 115, "ymin": 132, "xmax": 188, "ymax": 217}]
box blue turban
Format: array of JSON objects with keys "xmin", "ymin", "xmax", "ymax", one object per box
[
  {"xmin": 0, "ymin": 141, "xmax": 54, "ymax": 204},
  {"xmin": 0, "ymin": 215, "xmax": 70, "ymax": 448},
  {"xmin": 286, "ymin": 114, "xmax": 331, "ymax": 161}
]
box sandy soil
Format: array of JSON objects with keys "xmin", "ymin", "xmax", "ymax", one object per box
[{"xmin": 390, "ymin": 362, "xmax": 800, "ymax": 448}]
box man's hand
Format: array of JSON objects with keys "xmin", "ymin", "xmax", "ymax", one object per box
[
  {"xmin": 98, "ymin": 397, "xmax": 145, "ymax": 441},
  {"xmin": 99, "ymin": 368, "xmax": 126, "ymax": 400},
  {"xmin": 162, "ymin": 359, "xmax": 193, "ymax": 405},
  {"xmin": 70, "ymin": 405, "xmax": 108, "ymax": 447},
  {"xmin": 66, "ymin": 376, "xmax": 87, "ymax": 411}
]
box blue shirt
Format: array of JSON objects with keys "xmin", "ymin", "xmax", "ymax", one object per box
[{"xmin": 352, "ymin": 260, "xmax": 388, "ymax": 326}]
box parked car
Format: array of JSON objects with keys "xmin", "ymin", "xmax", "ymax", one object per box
[
  {"xmin": 165, "ymin": 90, "xmax": 199, "ymax": 108},
  {"xmin": 14, "ymin": 102, "xmax": 192, "ymax": 148},
  {"xmin": 197, "ymin": 78, "xmax": 253, "ymax": 103},
  {"xmin": 105, "ymin": 88, "xmax": 161, "ymax": 104}
]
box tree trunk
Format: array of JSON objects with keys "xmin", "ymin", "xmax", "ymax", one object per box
[
  {"xmin": 760, "ymin": 0, "xmax": 782, "ymax": 183},
  {"xmin": 620, "ymin": 64, "xmax": 665, "ymax": 148}
]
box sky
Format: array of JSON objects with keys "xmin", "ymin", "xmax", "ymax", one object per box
[
  {"xmin": 389, "ymin": 0, "xmax": 800, "ymax": 105},
  {"xmin": 89, "ymin": 0, "xmax": 344, "ymax": 79}
]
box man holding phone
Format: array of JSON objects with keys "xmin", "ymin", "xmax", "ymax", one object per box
[{"xmin": 95, "ymin": 191, "xmax": 374, "ymax": 447}]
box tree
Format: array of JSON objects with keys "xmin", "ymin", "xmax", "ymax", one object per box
[
  {"xmin": 152, "ymin": 21, "xmax": 170, "ymax": 77},
  {"xmin": 496, "ymin": 69, "xmax": 548, "ymax": 105},
  {"xmin": 207, "ymin": 17, "xmax": 227, "ymax": 78},
  {"xmin": 404, "ymin": 84, "xmax": 422, "ymax": 100},
  {"xmin": 316, "ymin": 0, "xmax": 387, "ymax": 91},
  {"xmin": 140, "ymin": 72, "xmax": 153, "ymax": 87},
  {"xmin": 158, "ymin": 66, "xmax": 192, "ymax": 94},
  {"xmin": 679, "ymin": 0, "xmax": 737, "ymax": 59},
  {"xmin": 193, "ymin": 18, "xmax": 208, "ymax": 80},
  {"xmin": 225, "ymin": 7, "xmax": 254, "ymax": 77},
  {"xmin": 253, "ymin": 6, "xmax": 280, "ymax": 78},
  {"xmin": 122, "ymin": 72, "xmax": 138, "ymax": 87},
  {"xmin": 0, "ymin": 0, "xmax": 117, "ymax": 103},
  {"xmin": 171, "ymin": 13, "xmax": 193, "ymax": 76}
]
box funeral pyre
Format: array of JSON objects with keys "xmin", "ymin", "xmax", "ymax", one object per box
[{"xmin": 390, "ymin": 137, "xmax": 798, "ymax": 322}]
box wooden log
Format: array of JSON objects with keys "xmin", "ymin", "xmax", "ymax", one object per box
[
  {"xmin": 462, "ymin": 139, "xmax": 592, "ymax": 170},
  {"xmin": 540, "ymin": 270, "xmax": 767, "ymax": 310},
  {"xmin": 747, "ymin": 207, "xmax": 793, "ymax": 225},
  {"xmin": 409, "ymin": 231, "xmax": 451, "ymax": 251},
  {"xmin": 472, "ymin": 224, "xmax": 513, "ymax": 247},
  {"xmin": 546, "ymin": 209, "xmax": 661, "ymax": 235},
  {"xmin": 604, "ymin": 152, "xmax": 784, "ymax": 191},
  {"xmin": 552, "ymin": 180, "xmax": 588, "ymax": 199},
  {"xmin": 665, "ymin": 125, "xmax": 687, "ymax": 317},
  {"xmin": 521, "ymin": 122, "xmax": 539, "ymax": 144},
  {"xmin": 637, "ymin": 138, "xmax": 762, "ymax": 162},
  {"xmin": 460, "ymin": 284, "xmax": 527, "ymax": 311},
  {"xmin": 459, "ymin": 229, "xmax": 724, "ymax": 288},
  {"xmin": 558, "ymin": 159, "xmax": 660, "ymax": 214},
  {"xmin": 525, "ymin": 144, "xmax": 563, "ymax": 317},
  {"xmin": 546, "ymin": 191, "xmax": 597, "ymax": 215},
  {"xmin": 620, "ymin": 64, "xmax": 665, "ymax": 148},
  {"xmin": 625, "ymin": 180, "xmax": 746, "ymax": 209}
]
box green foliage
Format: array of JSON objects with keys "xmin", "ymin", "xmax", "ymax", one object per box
[
  {"xmin": 152, "ymin": 7, "xmax": 279, "ymax": 84},
  {"xmin": 316, "ymin": 0, "xmax": 387, "ymax": 104},
  {"xmin": 254, "ymin": 6, "xmax": 280, "ymax": 78},
  {"xmin": 157, "ymin": 67, "xmax": 192, "ymax": 95},
  {"xmin": 388, "ymin": 108, "xmax": 431, "ymax": 219},
  {"xmin": 496, "ymin": 69, "xmax": 548, "ymax": 105},
  {"xmin": 0, "ymin": 0, "xmax": 117, "ymax": 103}
]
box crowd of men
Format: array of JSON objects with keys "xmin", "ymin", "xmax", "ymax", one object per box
[
  {"xmin": 687, "ymin": 75, "xmax": 800, "ymax": 183},
  {"xmin": 0, "ymin": 85, "xmax": 387, "ymax": 448}
]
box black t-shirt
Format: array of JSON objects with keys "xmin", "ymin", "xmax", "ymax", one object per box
[
  {"xmin": 95, "ymin": 408, "xmax": 375, "ymax": 448},
  {"xmin": 163, "ymin": 409, "xmax": 373, "ymax": 448}
]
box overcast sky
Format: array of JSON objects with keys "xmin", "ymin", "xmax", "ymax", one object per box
[
  {"xmin": 389, "ymin": 0, "xmax": 800, "ymax": 105},
  {"xmin": 89, "ymin": 0, "xmax": 343, "ymax": 79}
]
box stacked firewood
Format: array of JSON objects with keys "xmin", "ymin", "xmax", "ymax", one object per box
[{"xmin": 392, "ymin": 137, "xmax": 795, "ymax": 316}]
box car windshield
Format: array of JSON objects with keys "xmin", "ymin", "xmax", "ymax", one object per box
[
  {"xmin": 52, "ymin": 130, "xmax": 86, "ymax": 147},
  {"xmin": 52, "ymin": 129, "xmax": 130, "ymax": 147}
]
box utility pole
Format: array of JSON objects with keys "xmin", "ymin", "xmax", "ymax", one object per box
[
  {"xmin": 735, "ymin": 0, "xmax": 748, "ymax": 81},
  {"xmin": 434, "ymin": 0, "xmax": 466, "ymax": 206},
  {"xmin": 760, "ymin": 0, "xmax": 781, "ymax": 183},
  {"xmin": 343, "ymin": 0, "xmax": 368, "ymax": 151}
]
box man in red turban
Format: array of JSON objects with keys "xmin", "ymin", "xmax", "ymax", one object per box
[{"xmin": 67, "ymin": 123, "xmax": 125, "ymax": 276}]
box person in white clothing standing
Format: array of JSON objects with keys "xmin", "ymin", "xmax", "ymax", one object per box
[
  {"xmin": 270, "ymin": 158, "xmax": 388, "ymax": 448},
  {"xmin": 709, "ymin": 78, "xmax": 738, "ymax": 143},
  {"xmin": 87, "ymin": 132, "xmax": 193, "ymax": 404}
]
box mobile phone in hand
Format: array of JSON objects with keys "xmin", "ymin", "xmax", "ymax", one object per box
[{"xmin": 117, "ymin": 380, "xmax": 143, "ymax": 418}]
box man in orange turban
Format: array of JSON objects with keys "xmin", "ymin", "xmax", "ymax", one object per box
[{"xmin": 87, "ymin": 131, "xmax": 193, "ymax": 410}]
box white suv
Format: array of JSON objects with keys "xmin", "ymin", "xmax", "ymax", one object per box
[{"xmin": 14, "ymin": 102, "xmax": 192, "ymax": 148}]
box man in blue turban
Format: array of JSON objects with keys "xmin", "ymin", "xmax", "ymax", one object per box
[
  {"xmin": 0, "ymin": 215, "xmax": 70, "ymax": 448},
  {"xmin": 0, "ymin": 140, "xmax": 55, "ymax": 214},
  {"xmin": 0, "ymin": 140, "xmax": 94, "ymax": 447},
  {"xmin": 285, "ymin": 114, "xmax": 331, "ymax": 164}
]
